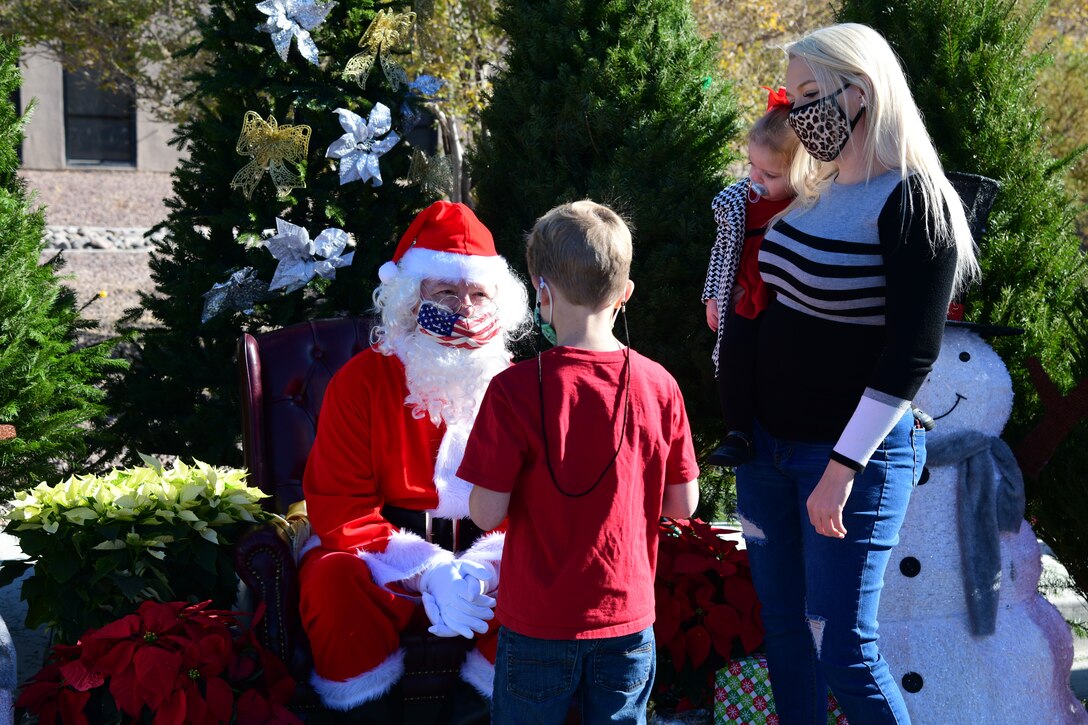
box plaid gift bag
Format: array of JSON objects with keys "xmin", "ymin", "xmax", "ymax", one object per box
[{"xmin": 714, "ymin": 653, "xmax": 847, "ymax": 725}]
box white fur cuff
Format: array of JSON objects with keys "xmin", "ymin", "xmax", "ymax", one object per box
[
  {"xmin": 311, "ymin": 648, "xmax": 406, "ymax": 711},
  {"xmin": 459, "ymin": 531, "xmax": 505, "ymax": 592},
  {"xmin": 359, "ymin": 529, "xmax": 452, "ymax": 589},
  {"xmin": 460, "ymin": 647, "xmax": 495, "ymax": 699}
]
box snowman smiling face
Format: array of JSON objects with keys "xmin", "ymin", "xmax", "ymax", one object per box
[{"xmin": 912, "ymin": 327, "xmax": 1013, "ymax": 442}]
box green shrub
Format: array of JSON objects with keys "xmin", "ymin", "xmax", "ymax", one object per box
[
  {"xmin": 0, "ymin": 35, "xmax": 123, "ymax": 495},
  {"xmin": 471, "ymin": 0, "xmax": 742, "ymax": 450},
  {"xmin": 0, "ymin": 457, "xmax": 271, "ymax": 644}
]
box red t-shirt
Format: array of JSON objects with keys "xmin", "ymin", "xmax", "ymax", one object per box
[
  {"xmin": 734, "ymin": 194, "xmax": 792, "ymax": 319},
  {"xmin": 457, "ymin": 346, "xmax": 700, "ymax": 640}
]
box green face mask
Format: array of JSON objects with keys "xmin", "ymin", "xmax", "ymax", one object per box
[{"xmin": 535, "ymin": 280, "xmax": 558, "ymax": 346}]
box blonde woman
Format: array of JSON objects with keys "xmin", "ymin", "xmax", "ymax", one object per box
[{"xmin": 734, "ymin": 23, "xmax": 979, "ymax": 724}]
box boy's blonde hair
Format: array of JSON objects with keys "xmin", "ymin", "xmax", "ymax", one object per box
[{"xmin": 526, "ymin": 200, "xmax": 632, "ymax": 308}]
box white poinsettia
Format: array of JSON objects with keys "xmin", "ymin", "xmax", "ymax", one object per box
[
  {"xmin": 263, "ymin": 217, "xmax": 354, "ymax": 293},
  {"xmin": 3, "ymin": 456, "xmax": 268, "ymax": 536},
  {"xmin": 256, "ymin": 0, "xmax": 336, "ymax": 65},
  {"xmin": 325, "ymin": 104, "xmax": 400, "ymax": 186}
]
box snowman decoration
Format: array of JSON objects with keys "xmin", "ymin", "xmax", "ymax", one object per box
[{"xmin": 878, "ymin": 323, "xmax": 1087, "ymax": 724}]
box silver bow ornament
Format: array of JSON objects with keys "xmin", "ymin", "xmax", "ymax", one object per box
[
  {"xmin": 256, "ymin": 0, "xmax": 336, "ymax": 65},
  {"xmin": 264, "ymin": 218, "xmax": 354, "ymax": 293},
  {"xmin": 325, "ymin": 104, "xmax": 400, "ymax": 186},
  {"xmin": 201, "ymin": 267, "xmax": 273, "ymax": 324}
]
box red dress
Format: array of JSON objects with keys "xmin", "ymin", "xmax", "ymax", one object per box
[{"xmin": 733, "ymin": 194, "xmax": 791, "ymax": 319}]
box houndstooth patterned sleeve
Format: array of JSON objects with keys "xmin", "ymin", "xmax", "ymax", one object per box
[{"xmin": 706, "ymin": 179, "xmax": 750, "ymax": 374}]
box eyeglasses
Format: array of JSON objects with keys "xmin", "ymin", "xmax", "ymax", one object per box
[{"xmin": 420, "ymin": 294, "xmax": 496, "ymax": 317}]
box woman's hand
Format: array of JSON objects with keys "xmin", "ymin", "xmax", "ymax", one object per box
[
  {"xmin": 807, "ymin": 460, "xmax": 856, "ymax": 538},
  {"xmin": 706, "ymin": 299, "xmax": 719, "ymax": 330}
]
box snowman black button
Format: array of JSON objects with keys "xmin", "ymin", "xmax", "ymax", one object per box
[
  {"xmin": 902, "ymin": 672, "xmax": 924, "ymax": 693},
  {"xmin": 900, "ymin": 557, "xmax": 921, "ymax": 577}
]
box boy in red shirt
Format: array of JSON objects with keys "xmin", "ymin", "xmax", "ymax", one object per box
[{"xmin": 459, "ymin": 200, "xmax": 700, "ymax": 724}]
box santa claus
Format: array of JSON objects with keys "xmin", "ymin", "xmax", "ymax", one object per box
[{"xmin": 297, "ymin": 200, "xmax": 531, "ymax": 711}]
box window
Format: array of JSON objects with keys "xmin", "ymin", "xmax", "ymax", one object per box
[{"xmin": 63, "ymin": 68, "xmax": 135, "ymax": 166}]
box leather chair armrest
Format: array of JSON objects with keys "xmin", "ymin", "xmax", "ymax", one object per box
[{"xmin": 234, "ymin": 521, "xmax": 313, "ymax": 679}]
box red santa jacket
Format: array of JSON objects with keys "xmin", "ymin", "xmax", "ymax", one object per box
[{"xmin": 302, "ymin": 346, "xmax": 504, "ymax": 589}]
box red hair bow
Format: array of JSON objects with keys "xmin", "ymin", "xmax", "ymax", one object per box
[{"xmin": 762, "ymin": 85, "xmax": 791, "ymax": 111}]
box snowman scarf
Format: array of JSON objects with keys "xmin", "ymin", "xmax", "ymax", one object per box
[{"xmin": 926, "ymin": 431, "xmax": 1026, "ymax": 636}]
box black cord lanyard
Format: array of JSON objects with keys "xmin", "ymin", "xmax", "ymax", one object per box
[{"xmin": 537, "ymin": 307, "xmax": 632, "ymax": 498}]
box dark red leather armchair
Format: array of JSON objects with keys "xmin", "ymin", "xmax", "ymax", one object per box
[{"xmin": 233, "ymin": 317, "xmax": 481, "ymax": 721}]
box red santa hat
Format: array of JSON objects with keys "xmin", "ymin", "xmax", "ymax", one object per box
[{"xmin": 378, "ymin": 201, "xmax": 507, "ymax": 285}]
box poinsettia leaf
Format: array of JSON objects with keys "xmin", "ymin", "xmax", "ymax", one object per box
[
  {"xmin": 181, "ymin": 682, "xmax": 212, "ymax": 725},
  {"xmin": 704, "ymin": 605, "xmax": 743, "ymax": 656},
  {"xmin": 138, "ymin": 600, "xmax": 184, "ymax": 635},
  {"xmin": 134, "ymin": 646, "xmax": 183, "ymax": 709},
  {"xmin": 57, "ymin": 688, "xmax": 91, "ymax": 725},
  {"xmin": 722, "ymin": 578, "xmax": 760, "ymax": 612},
  {"xmin": 685, "ymin": 625, "xmax": 712, "ymax": 669},
  {"xmin": 15, "ymin": 678, "xmax": 61, "ymax": 711},
  {"xmin": 673, "ymin": 553, "xmax": 713, "ymax": 574},
  {"xmin": 205, "ymin": 676, "xmax": 235, "ymax": 721},
  {"xmin": 236, "ymin": 689, "xmax": 273, "ymax": 725},
  {"xmin": 0, "ymin": 559, "xmax": 31, "ymax": 589},
  {"xmin": 91, "ymin": 639, "xmax": 138, "ymax": 676},
  {"xmin": 667, "ymin": 630, "xmax": 686, "ymax": 673},
  {"xmin": 59, "ymin": 658, "xmax": 105, "ymax": 691},
  {"xmin": 87, "ymin": 612, "xmax": 140, "ymax": 641},
  {"xmin": 107, "ymin": 662, "xmax": 145, "ymax": 718},
  {"xmin": 711, "ymin": 559, "xmax": 738, "ymax": 578},
  {"xmin": 694, "ymin": 582, "xmax": 716, "ymax": 609},
  {"xmin": 152, "ymin": 686, "xmax": 187, "ymax": 725}
]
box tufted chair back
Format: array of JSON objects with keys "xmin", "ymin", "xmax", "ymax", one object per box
[{"xmin": 238, "ymin": 317, "xmax": 372, "ymax": 514}]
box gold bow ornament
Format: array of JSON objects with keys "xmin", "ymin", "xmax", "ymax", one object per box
[
  {"xmin": 397, "ymin": 149, "xmax": 453, "ymax": 199},
  {"xmin": 343, "ymin": 9, "xmax": 416, "ymax": 91},
  {"xmin": 230, "ymin": 111, "xmax": 311, "ymax": 199}
]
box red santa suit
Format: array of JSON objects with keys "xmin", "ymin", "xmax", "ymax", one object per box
[{"xmin": 298, "ymin": 201, "xmax": 516, "ymax": 711}]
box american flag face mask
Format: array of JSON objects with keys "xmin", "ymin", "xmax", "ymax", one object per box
[{"xmin": 416, "ymin": 300, "xmax": 502, "ymax": 349}]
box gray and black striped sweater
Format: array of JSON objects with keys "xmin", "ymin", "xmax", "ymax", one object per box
[{"xmin": 756, "ymin": 170, "xmax": 958, "ymax": 470}]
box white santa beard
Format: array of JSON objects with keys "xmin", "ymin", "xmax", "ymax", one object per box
[{"xmin": 388, "ymin": 329, "xmax": 510, "ymax": 430}]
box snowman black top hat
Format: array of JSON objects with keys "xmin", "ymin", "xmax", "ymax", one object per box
[
  {"xmin": 946, "ymin": 303, "xmax": 1024, "ymax": 337},
  {"xmin": 943, "ymin": 172, "xmax": 1023, "ymax": 337},
  {"xmin": 947, "ymin": 171, "xmax": 1001, "ymax": 242}
]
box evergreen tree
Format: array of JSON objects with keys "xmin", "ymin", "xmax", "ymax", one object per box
[
  {"xmin": 835, "ymin": 0, "xmax": 1088, "ymax": 591},
  {"xmin": 103, "ymin": 1, "xmax": 437, "ymax": 464},
  {"xmin": 472, "ymin": 0, "xmax": 742, "ymax": 446},
  {"xmin": 0, "ymin": 36, "xmax": 121, "ymax": 495}
]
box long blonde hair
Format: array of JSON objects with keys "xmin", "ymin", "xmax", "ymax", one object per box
[{"xmin": 784, "ymin": 23, "xmax": 980, "ymax": 293}]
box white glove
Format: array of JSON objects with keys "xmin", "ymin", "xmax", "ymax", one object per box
[{"xmin": 419, "ymin": 559, "xmax": 496, "ymax": 638}]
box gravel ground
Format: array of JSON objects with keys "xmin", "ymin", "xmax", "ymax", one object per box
[
  {"xmin": 22, "ymin": 170, "xmax": 172, "ymax": 336},
  {"xmin": 20, "ymin": 169, "xmax": 172, "ymax": 228}
]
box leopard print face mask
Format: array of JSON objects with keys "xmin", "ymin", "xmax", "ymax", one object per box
[{"xmin": 787, "ymin": 86, "xmax": 865, "ymax": 163}]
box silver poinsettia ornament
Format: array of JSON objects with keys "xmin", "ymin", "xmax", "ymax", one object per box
[
  {"xmin": 325, "ymin": 104, "xmax": 400, "ymax": 186},
  {"xmin": 256, "ymin": 0, "xmax": 336, "ymax": 65},
  {"xmin": 263, "ymin": 218, "xmax": 354, "ymax": 293}
]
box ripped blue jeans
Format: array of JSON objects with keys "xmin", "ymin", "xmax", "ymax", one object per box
[{"xmin": 736, "ymin": 411, "xmax": 924, "ymax": 725}]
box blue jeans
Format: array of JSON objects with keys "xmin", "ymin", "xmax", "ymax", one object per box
[
  {"xmin": 492, "ymin": 626, "xmax": 656, "ymax": 724},
  {"xmin": 736, "ymin": 412, "xmax": 924, "ymax": 725}
]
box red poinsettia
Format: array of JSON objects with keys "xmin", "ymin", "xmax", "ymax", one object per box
[
  {"xmin": 16, "ymin": 600, "xmax": 301, "ymax": 725},
  {"xmin": 653, "ymin": 518, "xmax": 763, "ymax": 711}
]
